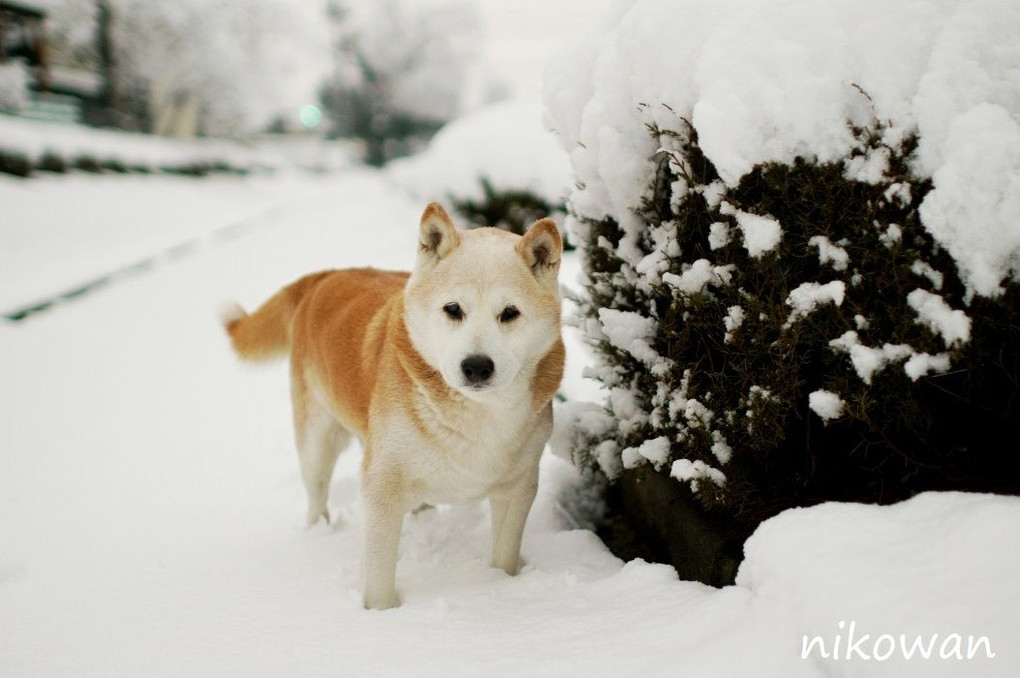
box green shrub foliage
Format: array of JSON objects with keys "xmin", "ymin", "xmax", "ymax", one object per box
[
  {"xmin": 574, "ymin": 117, "xmax": 1020, "ymax": 524},
  {"xmin": 451, "ymin": 178, "xmax": 569, "ymax": 247},
  {"xmin": 37, "ymin": 152, "xmax": 68, "ymax": 174},
  {"xmin": 73, "ymin": 155, "xmax": 104, "ymax": 174},
  {"xmin": 0, "ymin": 147, "xmax": 250, "ymax": 179},
  {"xmin": 0, "ymin": 149, "xmax": 32, "ymax": 177}
]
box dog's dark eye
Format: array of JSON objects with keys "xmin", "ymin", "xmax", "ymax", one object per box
[
  {"xmin": 443, "ymin": 302, "xmax": 464, "ymax": 321},
  {"xmin": 498, "ymin": 305, "xmax": 521, "ymax": 323}
]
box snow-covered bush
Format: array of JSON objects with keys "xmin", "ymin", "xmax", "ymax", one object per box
[
  {"xmin": 0, "ymin": 150, "xmax": 33, "ymax": 177},
  {"xmin": 389, "ymin": 100, "xmax": 571, "ymax": 237},
  {"xmin": 546, "ymin": 0, "xmax": 1020, "ymax": 527},
  {"xmin": 37, "ymin": 152, "xmax": 69, "ymax": 174},
  {"xmin": 0, "ymin": 114, "xmax": 286, "ymax": 178},
  {"xmin": 0, "ymin": 60, "xmax": 30, "ymax": 114},
  {"xmin": 320, "ymin": 0, "xmax": 479, "ymax": 165}
]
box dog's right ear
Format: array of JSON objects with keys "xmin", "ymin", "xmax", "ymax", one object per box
[{"xmin": 418, "ymin": 203, "xmax": 461, "ymax": 266}]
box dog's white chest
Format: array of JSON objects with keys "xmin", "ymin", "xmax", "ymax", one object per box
[{"xmin": 404, "ymin": 398, "xmax": 537, "ymax": 505}]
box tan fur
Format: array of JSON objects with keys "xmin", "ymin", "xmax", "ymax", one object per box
[
  {"xmin": 225, "ymin": 271, "xmax": 333, "ymax": 362},
  {"xmin": 224, "ymin": 203, "xmax": 564, "ymax": 609}
]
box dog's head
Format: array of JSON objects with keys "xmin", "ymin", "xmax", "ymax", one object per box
[{"xmin": 404, "ymin": 203, "xmax": 562, "ymax": 399}]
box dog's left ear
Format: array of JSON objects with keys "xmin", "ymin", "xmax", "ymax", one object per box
[
  {"xmin": 517, "ymin": 218, "xmax": 561, "ymax": 286},
  {"xmin": 418, "ymin": 202, "xmax": 461, "ymax": 266}
]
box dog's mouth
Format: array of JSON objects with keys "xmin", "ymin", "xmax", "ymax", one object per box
[
  {"xmin": 452, "ymin": 378, "xmax": 507, "ymax": 398},
  {"xmin": 461, "ymin": 381, "xmax": 497, "ymax": 393}
]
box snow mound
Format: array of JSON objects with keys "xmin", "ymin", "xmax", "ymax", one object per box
[
  {"xmin": 389, "ymin": 99, "xmax": 571, "ymax": 205},
  {"xmin": 544, "ymin": 0, "xmax": 1020, "ymax": 296},
  {"xmin": 736, "ymin": 492, "xmax": 1020, "ymax": 671}
]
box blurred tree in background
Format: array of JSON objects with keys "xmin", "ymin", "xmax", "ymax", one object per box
[
  {"xmin": 319, "ymin": 0, "xmax": 479, "ymax": 165},
  {"xmin": 44, "ymin": 0, "xmax": 331, "ymax": 137},
  {"xmin": 40, "ymin": 0, "xmax": 479, "ymax": 147}
]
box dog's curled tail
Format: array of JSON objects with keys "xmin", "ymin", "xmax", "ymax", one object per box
[{"xmin": 222, "ymin": 272, "xmax": 331, "ymax": 362}]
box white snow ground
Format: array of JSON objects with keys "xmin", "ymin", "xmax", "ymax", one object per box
[
  {"xmin": 2, "ymin": 167, "xmax": 1019, "ymax": 676},
  {"xmin": 0, "ymin": 171, "xmax": 354, "ymax": 314}
]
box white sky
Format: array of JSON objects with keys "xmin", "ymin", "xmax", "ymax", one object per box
[{"xmin": 470, "ymin": 0, "xmax": 614, "ymax": 99}]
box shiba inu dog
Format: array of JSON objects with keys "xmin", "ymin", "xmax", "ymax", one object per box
[{"xmin": 224, "ymin": 203, "xmax": 564, "ymax": 609}]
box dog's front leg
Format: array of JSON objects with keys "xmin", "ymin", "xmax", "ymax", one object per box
[
  {"xmin": 360, "ymin": 469, "xmax": 405, "ymax": 610},
  {"xmin": 489, "ymin": 406, "xmax": 552, "ymax": 575},
  {"xmin": 489, "ymin": 465, "xmax": 539, "ymax": 576}
]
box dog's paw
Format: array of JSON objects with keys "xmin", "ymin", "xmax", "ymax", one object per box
[
  {"xmin": 363, "ymin": 589, "xmax": 401, "ymax": 611},
  {"xmin": 305, "ymin": 507, "xmax": 331, "ymax": 529},
  {"xmin": 493, "ymin": 555, "xmax": 528, "ymax": 576}
]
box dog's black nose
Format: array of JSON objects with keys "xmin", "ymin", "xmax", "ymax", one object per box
[{"xmin": 461, "ymin": 354, "xmax": 495, "ymax": 385}]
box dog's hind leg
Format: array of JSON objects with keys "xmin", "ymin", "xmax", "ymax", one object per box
[
  {"xmin": 298, "ymin": 406, "xmax": 350, "ymax": 527},
  {"xmin": 292, "ymin": 369, "xmax": 350, "ymax": 526}
]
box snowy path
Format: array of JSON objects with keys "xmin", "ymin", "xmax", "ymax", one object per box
[
  {"xmin": 1, "ymin": 171, "xmax": 1018, "ymax": 676},
  {"xmin": 1, "ymin": 172, "xmax": 353, "ymax": 317}
]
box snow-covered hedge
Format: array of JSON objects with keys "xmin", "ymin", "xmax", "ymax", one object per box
[
  {"xmin": 390, "ymin": 100, "xmax": 571, "ymax": 237},
  {"xmin": 0, "ymin": 114, "xmax": 355, "ymax": 178},
  {"xmin": 546, "ymin": 0, "xmax": 1020, "ymax": 524}
]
